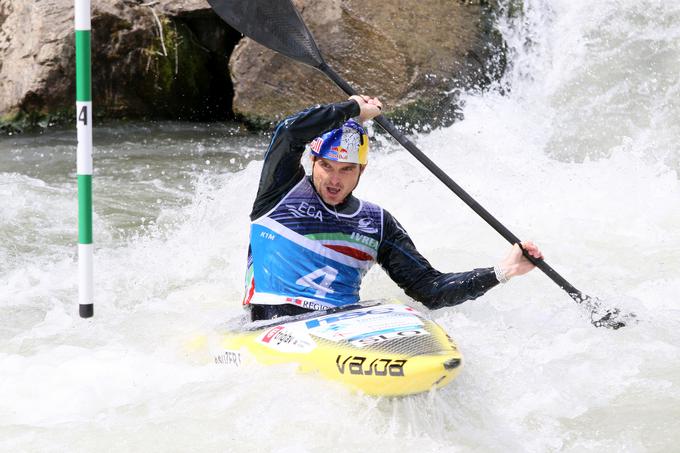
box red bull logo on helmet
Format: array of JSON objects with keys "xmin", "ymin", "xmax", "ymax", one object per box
[{"xmin": 333, "ymin": 146, "xmax": 349, "ymax": 160}]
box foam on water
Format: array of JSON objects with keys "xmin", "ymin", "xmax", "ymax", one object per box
[{"xmin": 2, "ymin": 0, "xmax": 680, "ymax": 451}]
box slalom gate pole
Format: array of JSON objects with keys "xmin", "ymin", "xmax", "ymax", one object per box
[{"xmin": 75, "ymin": 0, "xmax": 93, "ymax": 318}]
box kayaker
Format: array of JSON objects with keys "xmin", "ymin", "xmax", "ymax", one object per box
[{"xmin": 243, "ymin": 95, "xmax": 543, "ymax": 321}]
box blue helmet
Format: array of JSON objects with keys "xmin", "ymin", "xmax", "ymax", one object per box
[{"xmin": 307, "ymin": 120, "xmax": 369, "ymax": 165}]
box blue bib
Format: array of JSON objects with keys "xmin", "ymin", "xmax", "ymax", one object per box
[{"xmin": 244, "ymin": 178, "xmax": 383, "ymax": 310}]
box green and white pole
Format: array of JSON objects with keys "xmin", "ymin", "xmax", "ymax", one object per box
[{"xmin": 75, "ymin": 0, "xmax": 93, "ymax": 318}]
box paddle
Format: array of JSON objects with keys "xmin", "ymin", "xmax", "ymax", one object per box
[{"xmin": 207, "ymin": 0, "xmax": 632, "ymax": 329}]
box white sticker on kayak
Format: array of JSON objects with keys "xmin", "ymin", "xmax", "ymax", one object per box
[
  {"xmin": 258, "ymin": 325, "xmax": 316, "ymax": 353},
  {"xmin": 304, "ymin": 305, "xmax": 425, "ymax": 343},
  {"xmin": 349, "ymin": 328, "xmax": 430, "ymax": 348}
]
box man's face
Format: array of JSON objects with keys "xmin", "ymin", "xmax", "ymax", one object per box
[{"xmin": 311, "ymin": 157, "xmax": 365, "ymax": 206}]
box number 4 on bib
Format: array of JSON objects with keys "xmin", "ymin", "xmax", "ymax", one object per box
[{"xmin": 296, "ymin": 266, "xmax": 338, "ymax": 298}]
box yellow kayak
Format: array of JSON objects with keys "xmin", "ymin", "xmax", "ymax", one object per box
[{"xmin": 190, "ymin": 301, "xmax": 462, "ymax": 397}]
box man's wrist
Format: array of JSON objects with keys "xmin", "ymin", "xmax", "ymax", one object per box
[{"xmin": 494, "ymin": 264, "xmax": 510, "ymax": 284}]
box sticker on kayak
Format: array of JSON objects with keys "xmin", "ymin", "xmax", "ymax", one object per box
[
  {"xmin": 258, "ymin": 325, "xmax": 316, "ymax": 353},
  {"xmin": 214, "ymin": 350, "xmax": 242, "ymax": 367},
  {"xmin": 349, "ymin": 327, "xmax": 430, "ymax": 348},
  {"xmin": 304, "ymin": 305, "xmax": 425, "ymax": 343}
]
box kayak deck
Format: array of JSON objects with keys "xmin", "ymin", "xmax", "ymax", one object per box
[{"xmin": 193, "ymin": 301, "xmax": 463, "ymax": 396}]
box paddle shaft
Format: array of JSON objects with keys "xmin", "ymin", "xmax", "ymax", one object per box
[{"xmin": 320, "ymin": 63, "xmax": 585, "ymax": 301}]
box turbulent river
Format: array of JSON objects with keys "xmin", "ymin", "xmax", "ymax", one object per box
[{"xmin": 1, "ymin": 0, "xmax": 679, "ymax": 451}]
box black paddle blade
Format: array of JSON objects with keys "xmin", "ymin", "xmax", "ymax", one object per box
[
  {"xmin": 570, "ymin": 292, "xmax": 634, "ymax": 330},
  {"xmin": 207, "ymin": 0, "xmax": 325, "ymax": 69}
]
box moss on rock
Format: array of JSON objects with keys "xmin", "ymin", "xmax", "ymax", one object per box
[
  {"xmin": 133, "ymin": 16, "xmax": 219, "ymax": 121},
  {"xmin": 0, "ymin": 107, "xmax": 75, "ymax": 134}
]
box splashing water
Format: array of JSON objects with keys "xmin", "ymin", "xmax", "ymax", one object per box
[{"xmin": 1, "ymin": 1, "xmax": 680, "ymax": 451}]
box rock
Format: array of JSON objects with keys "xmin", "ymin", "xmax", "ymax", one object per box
[
  {"xmin": 0, "ymin": 0, "xmax": 74, "ymax": 126},
  {"xmin": 0, "ymin": 0, "xmax": 504, "ymax": 132},
  {"xmin": 0, "ymin": 0, "xmax": 238, "ymax": 131},
  {"xmin": 229, "ymin": 0, "xmax": 504, "ymax": 129}
]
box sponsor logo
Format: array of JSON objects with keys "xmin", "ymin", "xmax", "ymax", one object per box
[
  {"xmin": 357, "ymin": 218, "xmax": 379, "ymax": 234},
  {"xmin": 332, "ymin": 146, "xmax": 349, "ymax": 160},
  {"xmin": 349, "ymin": 328, "xmax": 429, "ymax": 347},
  {"xmin": 260, "ymin": 326, "xmax": 315, "ymax": 352},
  {"xmin": 286, "ymin": 297, "xmax": 333, "ymax": 311},
  {"xmin": 259, "ymin": 231, "xmax": 275, "ymax": 240},
  {"xmin": 299, "ymin": 300, "xmax": 327, "ymax": 310},
  {"xmin": 286, "ymin": 202, "xmax": 323, "ymax": 222},
  {"xmin": 306, "ymin": 305, "xmax": 423, "ymax": 344},
  {"xmin": 336, "ymin": 355, "xmax": 407, "ymax": 377},
  {"xmin": 261, "ymin": 325, "xmax": 285, "ymax": 343},
  {"xmin": 305, "ymin": 306, "xmax": 399, "ymax": 329},
  {"xmin": 350, "ymin": 232, "xmax": 378, "ymax": 249},
  {"xmin": 214, "ymin": 350, "xmax": 242, "ymax": 367}
]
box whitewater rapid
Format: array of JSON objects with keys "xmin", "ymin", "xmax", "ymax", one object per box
[{"xmin": 1, "ymin": 0, "xmax": 679, "ymax": 451}]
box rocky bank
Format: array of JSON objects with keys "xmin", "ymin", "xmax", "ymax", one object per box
[{"xmin": 0, "ymin": 0, "xmax": 506, "ymax": 132}]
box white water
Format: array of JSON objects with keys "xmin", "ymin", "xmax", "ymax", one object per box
[{"xmin": 2, "ymin": 0, "xmax": 679, "ymax": 451}]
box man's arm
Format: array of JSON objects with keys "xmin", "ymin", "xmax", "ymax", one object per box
[
  {"xmin": 377, "ymin": 210, "xmax": 500, "ymax": 310},
  {"xmin": 250, "ymin": 100, "xmax": 360, "ymax": 220}
]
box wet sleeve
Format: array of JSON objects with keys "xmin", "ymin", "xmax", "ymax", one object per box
[
  {"xmin": 377, "ymin": 210, "xmax": 500, "ymax": 310},
  {"xmin": 250, "ymin": 100, "xmax": 361, "ymax": 220}
]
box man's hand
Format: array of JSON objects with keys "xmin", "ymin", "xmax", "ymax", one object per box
[
  {"xmin": 499, "ymin": 241, "xmax": 543, "ymax": 280},
  {"xmin": 349, "ymin": 95, "xmax": 383, "ymax": 123}
]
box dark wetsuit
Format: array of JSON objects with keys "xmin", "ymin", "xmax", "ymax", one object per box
[{"xmin": 247, "ymin": 100, "xmax": 499, "ymax": 321}]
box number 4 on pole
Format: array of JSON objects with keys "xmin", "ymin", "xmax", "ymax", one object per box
[{"xmin": 78, "ymin": 105, "xmax": 88, "ymax": 126}]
